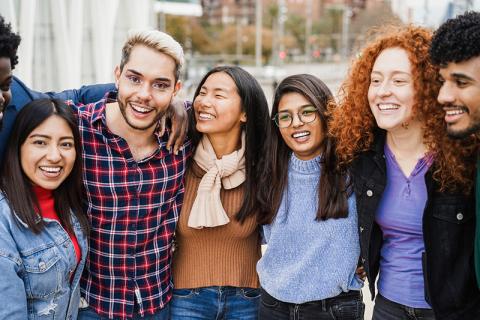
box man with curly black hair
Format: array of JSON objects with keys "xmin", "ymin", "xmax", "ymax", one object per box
[
  {"xmin": 430, "ymin": 11, "xmax": 480, "ymax": 289},
  {"xmin": 0, "ymin": 15, "xmax": 20, "ymax": 126},
  {"xmin": 430, "ymin": 11, "xmax": 480, "ymax": 139}
]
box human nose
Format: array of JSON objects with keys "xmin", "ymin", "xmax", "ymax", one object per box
[
  {"xmin": 377, "ymin": 80, "xmax": 392, "ymax": 97},
  {"xmin": 437, "ymin": 83, "xmax": 455, "ymax": 105},
  {"xmin": 291, "ymin": 112, "xmax": 304, "ymax": 128},
  {"xmin": 137, "ymin": 83, "xmax": 152, "ymax": 100},
  {"xmin": 196, "ymin": 95, "xmax": 212, "ymax": 108},
  {"xmin": 46, "ymin": 145, "xmax": 62, "ymax": 162}
]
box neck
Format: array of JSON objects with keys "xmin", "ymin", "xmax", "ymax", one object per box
[
  {"xmin": 105, "ymin": 102, "xmax": 156, "ymax": 147},
  {"xmin": 206, "ymin": 130, "xmax": 242, "ymax": 159},
  {"xmin": 386, "ymin": 120, "xmax": 426, "ymax": 160}
]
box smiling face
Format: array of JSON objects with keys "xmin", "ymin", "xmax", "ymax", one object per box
[
  {"xmin": 193, "ymin": 71, "xmax": 246, "ymax": 141},
  {"xmin": 0, "ymin": 57, "xmax": 12, "ymax": 121},
  {"xmin": 437, "ymin": 56, "xmax": 480, "ymax": 138},
  {"xmin": 20, "ymin": 115, "xmax": 76, "ymax": 190},
  {"xmin": 368, "ymin": 47, "xmax": 416, "ymax": 133},
  {"xmin": 277, "ymin": 92, "xmax": 324, "ymax": 160},
  {"xmin": 114, "ymin": 45, "xmax": 181, "ymax": 131}
]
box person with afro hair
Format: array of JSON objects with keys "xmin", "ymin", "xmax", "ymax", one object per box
[
  {"xmin": 430, "ymin": 11, "xmax": 480, "ymax": 289},
  {"xmin": 0, "ymin": 15, "xmax": 114, "ymax": 162},
  {"xmin": 0, "ymin": 15, "xmax": 20, "ymax": 126}
]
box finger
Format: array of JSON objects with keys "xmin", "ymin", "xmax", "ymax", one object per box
[
  {"xmin": 167, "ymin": 122, "xmax": 180, "ymax": 153},
  {"xmin": 173, "ymin": 121, "xmax": 187, "ymax": 155}
]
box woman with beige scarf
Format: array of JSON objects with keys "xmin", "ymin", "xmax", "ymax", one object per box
[{"xmin": 170, "ymin": 66, "xmax": 270, "ymax": 319}]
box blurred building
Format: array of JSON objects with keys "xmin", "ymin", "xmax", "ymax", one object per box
[{"xmin": 201, "ymin": 0, "xmax": 256, "ymax": 25}]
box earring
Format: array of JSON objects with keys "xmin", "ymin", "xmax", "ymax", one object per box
[{"xmin": 401, "ymin": 122, "xmax": 409, "ymax": 130}]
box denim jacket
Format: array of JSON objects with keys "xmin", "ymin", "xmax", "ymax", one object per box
[{"xmin": 0, "ymin": 194, "xmax": 88, "ymax": 320}]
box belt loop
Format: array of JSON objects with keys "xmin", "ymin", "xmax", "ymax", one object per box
[{"xmin": 322, "ymin": 299, "xmax": 327, "ymax": 312}]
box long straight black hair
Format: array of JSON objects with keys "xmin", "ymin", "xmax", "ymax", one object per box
[
  {"xmin": 257, "ymin": 74, "xmax": 350, "ymax": 224},
  {"xmin": 189, "ymin": 65, "xmax": 270, "ymax": 223},
  {"xmin": 0, "ymin": 98, "xmax": 88, "ymax": 235}
]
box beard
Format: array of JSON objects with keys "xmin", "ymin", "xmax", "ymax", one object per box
[
  {"xmin": 118, "ymin": 99, "xmax": 165, "ymax": 131},
  {"xmin": 447, "ymin": 119, "xmax": 480, "ymax": 139}
]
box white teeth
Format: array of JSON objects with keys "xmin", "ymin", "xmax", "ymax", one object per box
[
  {"xmin": 40, "ymin": 166, "xmax": 61, "ymax": 173},
  {"xmin": 378, "ymin": 104, "xmax": 400, "ymax": 110},
  {"xmin": 446, "ymin": 109, "xmax": 465, "ymax": 116},
  {"xmin": 131, "ymin": 104, "xmax": 151, "ymax": 113},
  {"xmin": 198, "ymin": 112, "xmax": 215, "ymax": 120},
  {"xmin": 292, "ymin": 131, "xmax": 309, "ymax": 138}
]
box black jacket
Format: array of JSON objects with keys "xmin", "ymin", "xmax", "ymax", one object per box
[{"xmin": 351, "ymin": 131, "xmax": 480, "ymax": 320}]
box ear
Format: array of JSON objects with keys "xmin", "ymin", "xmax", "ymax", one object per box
[
  {"xmin": 240, "ymin": 111, "xmax": 247, "ymax": 123},
  {"xmin": 173, "ymin": 80, "xmax": 182, "ymax": 96},
  {"xmin": 114, "ymin": 65, "xmax": 121, "ymax": 89}
]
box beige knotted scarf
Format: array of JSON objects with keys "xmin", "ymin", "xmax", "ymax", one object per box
[{"xmin": 188, "ymin": 133, "xmax": 246, "ymax": 229}]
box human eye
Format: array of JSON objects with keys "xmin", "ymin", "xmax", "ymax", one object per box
[
  {"xmin": 455, "ymin": 79, "xmax": 469, "ymax": 88},
  {"xmin": 32, "ymin": 139, "xmax": 47, "ymax": 146},
  {"xmin": 127, "ymin": 75, "xmax": 141, "ymax": 84},
  {"xmin": 60, "ymin": 141, "xmax": 74, "ymax": 148},
  {"xmin": 277, "ymin": 112, "xmax": 292, "ymax": 122},
  {"xmin": 393, "ymin": 78, "xmax": 408, "ymax": 85},
  {"xmin": 153, "ymin": 82, "xmax": 170, "ymax": 90},
  {"xmin": 301, "ymin": 107, "xmax": 317, "ymax": 116},
  {"xmin": 370, "ymin": 77, "xmax": 381, "ymax": 85}
]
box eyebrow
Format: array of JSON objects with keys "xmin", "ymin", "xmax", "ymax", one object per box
[
  {"xmin": 200, "ymin": 85, "xmax": 230, "ymax": 93},
  {"xmin": 278, "ymin": 104, "xmax": 315, "ymax": 112},
  {"xmin": 371, "ymin": 70, "xmax": 411, "ymax": 76},
  {"xmin": 29, "ymin": 134, "xmax": 74, "ymax": 140},
  {"xmin": 451, "ymin": 73, "xmax": 475, "ymax": 82},
  {"xmin": 126, "ymin": 69, "xmax": 172, "ymax": 83}
]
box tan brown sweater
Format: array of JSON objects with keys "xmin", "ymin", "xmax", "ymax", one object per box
[{"xmin": 172, "ymin": 161, "xmax": 261, "ymax": 289}]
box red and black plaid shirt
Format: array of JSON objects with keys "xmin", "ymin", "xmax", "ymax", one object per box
[{"xmin": 71, "ymin": 93, "xmax": 191, "ymax": 319}]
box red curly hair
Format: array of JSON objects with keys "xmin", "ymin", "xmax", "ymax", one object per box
[{"xmin": 329, "ymin": 25, "xmax": 477, "ymax": 191}]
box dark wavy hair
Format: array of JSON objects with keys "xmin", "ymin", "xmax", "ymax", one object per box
[
  {"xmin": 0, "ymin": 99, "xmax": 88, "ymax": 235},
  {"xmin": 329, "ymin": 25, "xmax": 476, "ymax": 192},
  {"xmin": 257, "ymin": 74, "xmax": 350, "ymax": 224},
  {"xmin": 0, "ymin": 15, "xmax": 21, "ymax": 69},
  {"xmin": 189, "ymin": 65, "xmax": 270, "ymax": 223},
  {"xmin": 430, "ymin": 11, "xmax": 480, "ymax": 65}
]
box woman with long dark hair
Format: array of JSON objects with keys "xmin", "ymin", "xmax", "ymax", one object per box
[
  {"xmin": 0, "ymin": 98, "xmax": 89, "ymax": 319},
  {"xmin": 256, "ymin": 74, "xmax": 364, "ymax": 319},
  {"xmin": 170, "ymin": 66, "xmax": 270, "ymax": 319}
]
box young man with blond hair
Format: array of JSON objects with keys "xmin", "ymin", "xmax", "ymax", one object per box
[{"xmin": 77, "ymin": 29, "xmax": 191, "ymax": 320}]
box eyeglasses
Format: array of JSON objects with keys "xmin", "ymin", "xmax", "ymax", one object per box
[{"xmin": 272, "ymin": 106, "xmax": 318, "ymax": 128}]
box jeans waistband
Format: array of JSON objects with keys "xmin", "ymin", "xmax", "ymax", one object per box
[{"xmin": 261, "ymin": 288, "xmax": 362, "ymax": 308}]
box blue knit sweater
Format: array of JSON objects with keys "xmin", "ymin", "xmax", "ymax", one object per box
[{"xmin": 257, "ymin": 153, "xmax": 362, "ymax": 304}]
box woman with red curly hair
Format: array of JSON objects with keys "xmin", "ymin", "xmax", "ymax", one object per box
[{"xmin": 329, "ymin": 25, "xmax": 480, "ymax": 319}]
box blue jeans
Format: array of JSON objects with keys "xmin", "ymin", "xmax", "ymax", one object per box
[
  {"xmin": 258, "ymin": 288, "xmax": 364, "ymax": 320},
  {"xmin": 372, "ymin": 294, "xmax": 435, "ymax": 320},
  {"xmin": 77, "ymin": 304, "xmax": 170, "ymax": 320},
  {"xmin": 170, "ymin": 286, "xmax": 260, "ymax": 319}
]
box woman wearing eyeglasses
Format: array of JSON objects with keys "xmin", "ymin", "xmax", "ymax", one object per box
[{"xmin": 256, "ymin": 74, "xmax": 364, "ymax": 320}]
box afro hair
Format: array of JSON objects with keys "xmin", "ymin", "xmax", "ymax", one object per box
[
  {"xmin": 0, "ymin": 15, "xmax": 21, "ymax": 69},
  {"xmin": 430, "ymin": 11, "xmax": 480, "ymax": 66}
]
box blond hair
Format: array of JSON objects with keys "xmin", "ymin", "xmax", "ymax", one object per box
[{"xmin": 120, "ymin": 29, "xmax": 184, "ymax": 80}]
